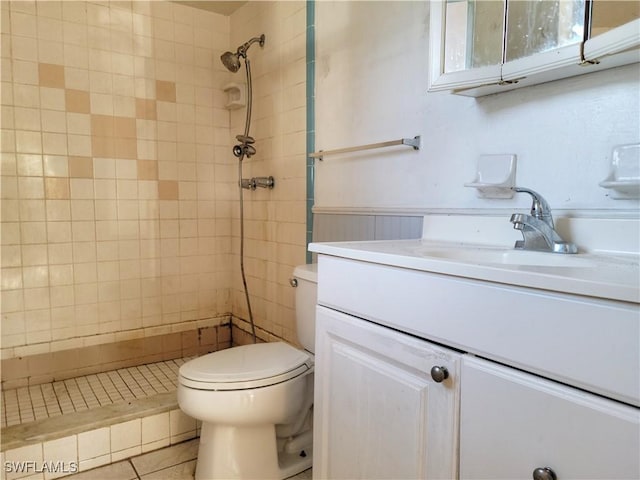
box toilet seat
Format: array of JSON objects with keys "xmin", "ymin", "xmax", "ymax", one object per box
[{"xmin": 179, "ymin": 342, "xmax": 312, "ymax": 391}]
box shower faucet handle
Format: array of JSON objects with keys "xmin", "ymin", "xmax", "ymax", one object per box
[
  {"xmin": 253, "ymin": 176, "xmax": 274, "ymax": 189},
  {"xmin": 240, "ymin": 176, "xmax": 275, "ymax": 190}
]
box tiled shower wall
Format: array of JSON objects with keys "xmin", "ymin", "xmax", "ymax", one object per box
[
  {"xmin": 0, "ymin": 1, "xmax": 237, "ymax": 366},
  {"xmin": 228, "ymin": 2, "xmax": 308, "ymax": 346}
]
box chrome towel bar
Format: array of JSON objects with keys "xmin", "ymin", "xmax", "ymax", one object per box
[{"xmin": 310, "ymin": 136, "xmax": 421, "ymax": 160}]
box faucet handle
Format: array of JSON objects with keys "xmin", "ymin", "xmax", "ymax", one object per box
[{"xmin": 511, "ymin": 187, "xmax": 553, "ymax": 225}]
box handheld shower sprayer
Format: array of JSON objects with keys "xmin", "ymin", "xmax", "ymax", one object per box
[
  {"xmin": 220, "ymin": 34, "xmax": 268, "ymax": 345},
  {"xmin": 221, "ymin": 34, "xmax": 266, "ymax": 161},
  {"xmin": 232, "ymin": 135, "xmax": 256, "ymax": 158}
]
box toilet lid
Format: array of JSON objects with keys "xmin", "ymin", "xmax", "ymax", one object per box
[{"xmin": 179, "ymin": 342, "xmax": 312, "ymax": 390}]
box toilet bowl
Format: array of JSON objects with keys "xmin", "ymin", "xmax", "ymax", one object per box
[{"xmin": 178, "ymin": 264, "xmax": 317, "ymax": 480}]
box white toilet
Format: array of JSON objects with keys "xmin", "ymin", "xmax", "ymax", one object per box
[{"xmin": 177, "ymin": 264, "xmax": 317, "ymax": 480}]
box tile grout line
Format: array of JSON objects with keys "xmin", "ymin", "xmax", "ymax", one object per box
[
  {"xmin": 52, "ymin": 381, "xmax": 69, "ymax": 417},
  {"xmin": 97, "ymin": 372, "xmax": 125, "ymax": 404},
  {"xmin": 131, "ymin": 366, "xmax": 154, "ymax": 395},
  {"xmin": 129, "ymin": 458, "xmax": 143, "ymax": 480},
  {"xmin": 108, "ymin": 370, "xmax": 136, "ymax": 401},
  {"xmin": 18, "ymin": 387, "xmax": 34, "ymax": 424},
  {"xmin": 138, "ymin": 364, "xmax": 167, "ymax": 394},
  {"xmin": 8, "ymin": 389, "xmax": 21, "ymax": 425},
  {"xmin": 42, "ymin": 383, "xmax": 61, "ymax": 418},
  {"xmin": 65, "ymin": 378, "xmax": 89, "ymax": 412},
  {"xmin": 127, "ymin": 367, "xmax": 149, "ymax": 399},
  {"xmin": 157, "ymin": 362, "xmax": 178, "ymax": 388},
  {"xmin": 1, "ymin": 389, "xmax": 7, "ymax": 427},
  {"xmin": 29, "ymin": 384, "xmax": 47, "ymax": 421},
  {"xmin": 146, "ymin": 363, "xmax": 173, "ymax": 392},
  {"xmin": 76, "ymin": 375, "xmax": 100, "ymax": 409},
  {"xmin": 117, "ymin": 368, "xmax": 145, "ymax": 399},
  {"xmin": 87, "ymin": 374, "xmax": 110, "ymax": 407},
  {"xmin": 135, "ymin": 365, "xmax": 158, "ymax": 394}
]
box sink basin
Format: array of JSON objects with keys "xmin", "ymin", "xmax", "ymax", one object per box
[{"xmin": 419, "ymin": 247, "xmax": 598, "ymax": 268}]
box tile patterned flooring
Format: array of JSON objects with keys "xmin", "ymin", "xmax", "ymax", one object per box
[
  {"xmin": 66, "ymin": 438, "xmax": 313, "ymax": 480},
  {"xmin": 1, "ymin": 358, "xmax": 193, "ymax": 427}
]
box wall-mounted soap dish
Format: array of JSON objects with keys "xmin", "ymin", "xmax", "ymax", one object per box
[
  {"xmin": 599, "ymin": 144, "xmax": 640, "ymax": 199},
  {"xmin": 465, "ymin": 154, "xmax": 517, "ymax": 199},
  {"xmin": 223, "ymin": 83, "xmax": 246, "ymax": 110}
]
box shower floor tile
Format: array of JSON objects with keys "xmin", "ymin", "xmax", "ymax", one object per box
[{"xmin": 1, "ymin": 357, "xmax": 194, "ymax": 428}]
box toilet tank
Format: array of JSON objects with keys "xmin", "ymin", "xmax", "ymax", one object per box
[{"xmin": 293, "ymin": 263, "xmax": 318, "ymax": 353}]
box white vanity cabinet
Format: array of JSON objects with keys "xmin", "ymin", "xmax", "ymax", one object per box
[
  {"xmin": 460, "ymin": 356, "xmax": 640, "ymax": 480},
  {"xmin": 313, "ymin": 305, "xmax": 460, "ymax": 480},
  {"xmin": 311, "ymin": 252, "xmax": 640, "ymax": 480}
]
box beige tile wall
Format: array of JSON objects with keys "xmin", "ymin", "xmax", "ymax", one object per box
[
  {"xmin": 0, "ymin": 1, "xmax": 238, "ymax": 362},
  {"xmin": 1, "ymin": 323, "xmax": 231, "ymax": 389},
  {"xmin": 228, "ymin": 1, "xmax": 308, "ymax": 346}
]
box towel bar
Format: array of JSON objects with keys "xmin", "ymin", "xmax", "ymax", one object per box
[{"xmin": 310, "ymin": 136, "xmax": 421, "ymax": 160}]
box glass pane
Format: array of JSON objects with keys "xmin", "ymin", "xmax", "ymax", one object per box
[
  {"xmin": 506, "ymin": 0, "xmax": 586, "ymax": 62},
  {"xmin": 444, "ymin": 0, "xmax": 504, "ymax": 73},
  {"xmin": 444, "ymin": 1, "xmax": 470, "ymax": 73},
  {"xmin": 471, "ymin": 1, "xmax": 505, "ymax": 68},
  {"xmin": 590, "ymin": 1, "xmax": 640, "ymax": 38}
]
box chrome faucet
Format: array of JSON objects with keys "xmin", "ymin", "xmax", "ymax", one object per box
[{"xmin": 509, "ymin": 187, "xmax": 578, "ymax": 254}]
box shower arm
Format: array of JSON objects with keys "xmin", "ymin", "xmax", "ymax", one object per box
[{"xmin": 237, "ymin": 35, "xmax": 266, "ymax": 59}]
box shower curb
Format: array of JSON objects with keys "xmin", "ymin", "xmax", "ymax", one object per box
[
  {"xmin": 1, "ymin": 392, "xmax": 200, "ymax": 477},
  {"xmin": 1, "ymin": 392, "xmax": 179, "ymax": 452}
]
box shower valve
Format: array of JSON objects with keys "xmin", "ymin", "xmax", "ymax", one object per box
[
  {"xmin": 241, "ymin": 178, "xmax": 255, "ymax": 190},
  {"xmin": 253, "ymin": 176, "xmax": 275, "ymax": 189},
  {"xmin": 240, "ymin": 176, "xmax": 275, "ymax": 190}
]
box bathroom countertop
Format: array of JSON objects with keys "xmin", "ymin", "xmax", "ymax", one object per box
[{"xmin": 309, "ymin": 239, "xmax": 640, "ymax": 304}]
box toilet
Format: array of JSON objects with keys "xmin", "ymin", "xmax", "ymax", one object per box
[{"xmin": 177, "ymin": 264, "xmax": 317, "ymax": 480}]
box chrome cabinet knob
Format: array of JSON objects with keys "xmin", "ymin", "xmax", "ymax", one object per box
[
  {"xmin": 430, "ymin": 366, "xmax": 449, "ymax": 383},
  {"xmin": 532, "ymin": 467, "xmax": 557, "ymax": 480}
]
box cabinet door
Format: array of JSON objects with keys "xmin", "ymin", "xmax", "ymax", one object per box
[
  {"xmin": 313, "ymin": 306, "xmax": 460, "ymax": 480},
  {"xmin": 460, "ymin": 356, "xmax": 640, "ymax": 480}
]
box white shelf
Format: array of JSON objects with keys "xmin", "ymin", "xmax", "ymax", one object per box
[
  {"xmin": 465, "ymin": 154, "xmax": 517, "ymax": 199},
  {"xmin": 599, "ymin": 144, "xmax": 640, "ymax": 199},
  {"xmin": 223, "ymin": 83, "xmax": 246, "ymax": 110}
]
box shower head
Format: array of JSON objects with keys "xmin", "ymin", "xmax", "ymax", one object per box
[
  {"xmin": 220, "ymin": 34, "xmax": 265, "ymax": 72},
  {"xmin": 221, "ymin": 51, "xmax": 242, "ymax": 72}
]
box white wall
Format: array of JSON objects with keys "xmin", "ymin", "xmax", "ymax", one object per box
[{"xmin": 314, "ymin": 1, "xmax": 640, "ymax": 214}]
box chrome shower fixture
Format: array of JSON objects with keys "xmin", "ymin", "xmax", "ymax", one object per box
[
  {"xmin": 223, "ymin": 32, "xmax": 267, "ymax": 345},
  {"xmin": 241, "ymin": 176, "xmax": 275, "ymax": 191},
  {"xmin": 233, "ymin": 134, "xmax": 256, "ymax": 158},
  {"xmin": 220, "ymin": 34, "xmax": 266, "ymax": 73}
]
